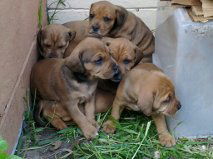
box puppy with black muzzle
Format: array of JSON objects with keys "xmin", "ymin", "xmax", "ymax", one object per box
[
  {"xmin": 103, "ymin": 38, "xmax": 143, "ymax": 76},
  {"xmin": 37, "ymin": 24, "xmax": 76, "ymax": 58},
  {"xmin": 31, "ymin": 37, "xmax": 119, "ymax": 139},
  {"xmin": 88, "ymin": 1, "xmax": 155, "ymax": 62},
  {"xmin": 95, "ymin": 37, "xmax": 143, "ymax": 113},
  {"xmin": 103, "ymin": 63, "xmax": 181, "ymax": 147}
]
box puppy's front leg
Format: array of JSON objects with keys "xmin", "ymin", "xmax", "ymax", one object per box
[
  {"xmin": 85, "ymin": 94, "xmax": 99, "ymax": 128},
  {"xmin": 65, "ymin": 100, "xmax": 98, "ymax": 140},
  {"xmin": 42, "ymin": 101, "xmax": 68, "ymax": 130},
  {"xmin": 152, "ymin": 114, "xmax": 176, "ymax": 147},
  {"xmin": 102, "ymin": 97, "xmax": 124, "ymax": 134}
]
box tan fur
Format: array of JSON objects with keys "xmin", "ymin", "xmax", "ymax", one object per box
[
  {"xmin": 103, "ymin": 37, "xmax": 143, "ymax": 76},
  {"xmin": 95, "ymin": 37, "xmax": 143, "ymax": 113},
  {"xmin": 102, "ymin": 63, "xmax": 181, "ymax": 147},
  {"xmin": 31, "ymin": 37, "xmax": 118, "ymax": 139},
  {"xmin": 37, "ymin": 24, "xmax": 76, "ymax": 58},
  {"xmin": 89, "ymin": 1, "xmax": 155, "ymax": 62},
  {"xmin": 63, "ymin": 20, "xmax": 89, "ymax": 57},
  {"xmin": 38, "ymin": 90, "xmax": 114, "ymax": 130}
]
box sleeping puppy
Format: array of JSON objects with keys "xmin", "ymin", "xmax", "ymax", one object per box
[
  {"xmin": 63, "ymin": 20, "xmax": 89, "ymax": 57},
  {"xmin": 31, "ymin": 37, "xmax": 119, "ymax": 139},
  {"xmin": 89, "ymin": 1, "xmax": 155, "ymax": 62},
  {"xmin": 102, "ymin": 63, "xmax": 181, "ymax": 147},
  {"xmin": 37, "ymin": 24, "xmax": 76, "ymax": 58},
  {"xmin": 95, "ymin": 37, "xmax": 143, "ymax": 113}
]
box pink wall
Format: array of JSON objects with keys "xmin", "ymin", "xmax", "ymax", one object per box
[{"xmin": 0, "ymin": 0, "xmax": 47, "ymax": 153}]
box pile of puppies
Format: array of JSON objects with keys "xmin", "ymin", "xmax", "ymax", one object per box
[{"xmin": 31, "ymin": 1, "xmax": 181, "ymax": 147}]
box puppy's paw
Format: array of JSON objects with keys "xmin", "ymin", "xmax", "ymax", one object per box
[
  {"xmin": 56, "ymin": 123, "xmax": 68, "ymax": 130},
  {"xmin": 159, "ymin": 133, "xmax": 176, "ymax": 147},
  {"xmin": 88, "ymin": 119, "xmax": 100, "ymax": 129},
  {"xmin": 50, "ymin": 118, "xmax": 68, "ymax": 130},
  {"xmin": 83, "ymin": 124, "xmax": 98, "ymax": 140},
  {"xmin": 102, "ymin": 120, "xmax": 116, "ymax": 134}
]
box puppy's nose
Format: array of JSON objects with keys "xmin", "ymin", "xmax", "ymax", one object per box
[
  {"xmin": 177, "ymin": 101, "xmax": 181, "ymax": 110},
  {"xmin": 112, "ymin": 72, "xmax": 122, "ymax": 82},
  {"xmin": 49, "ymin": 53, "xmax": 58, "ymax": 58},
  {"xmin": 92, "ymin": 24, "xmax": 99, "ymax": 32},
  {"xmin": 112, "ymin": 64, "xmax": 119, "ymax": 73}
]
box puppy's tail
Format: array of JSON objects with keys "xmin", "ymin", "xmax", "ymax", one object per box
[{"xmin": 33, "ymin": 101, "xmax": 47, "ymax": 127}]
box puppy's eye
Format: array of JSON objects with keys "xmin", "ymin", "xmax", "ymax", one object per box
[
  {"xmin": 58, "ymin": 45, "xmax": 66, "ymax": 49},
  {"xmin": 123, "ymin": 59, "xmax": 131, "ymax": 65},
  {"xmin": 162, "ymin": 96, "xmax": 171, "ymax": 104},
  {"xmin": 103, "ymin": 16, "xmax": 112, "ymax": 22},
  {"xmin": 94, "ymin": 57, "xmax": 103, "ymax": 65},
  {"xmin": 89, "ymin": 13, "xmax": 95, "ymax": 19},
  {"xmin": 44, "ymin": 44, "xmax": 51, "ymax": 48}
]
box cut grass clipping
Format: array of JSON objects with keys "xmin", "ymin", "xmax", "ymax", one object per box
[{"xmin": 16, "ymin": 91, "xmax": 213, "ymax": 159}]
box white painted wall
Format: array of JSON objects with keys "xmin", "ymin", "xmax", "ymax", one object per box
[{"xmin": 47, "ymin": 0, "xmax": 159, "ymax": 31}]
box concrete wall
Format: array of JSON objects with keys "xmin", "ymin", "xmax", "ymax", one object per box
[
  {"xmin": 0, "ymin": 0, "xmax": 46, "ymax": 153},
  {"xmin": 47, "ymin": 0, "xmax": 159, "ymax": 31}
]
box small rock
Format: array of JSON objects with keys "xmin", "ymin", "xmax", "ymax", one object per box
[
  {"xmin": 50, "ymin": 140, "xmax": 62, "ymax": 151},
  {"xmin": 200, "ymin": 145, "xmax": 207, "ymax": 152},
  {"xmin": 154, "ymin": 151, "xmax": 160, "ymax": 159}
]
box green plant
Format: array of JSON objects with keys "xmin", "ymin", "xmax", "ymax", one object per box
[
  {"xmin": 15, "ymin": 90, "xmax": 50, "ymax": 157},
  {"xmin": 50, "ymin": 111, "xmax": 213, "ymax": 159},
  {"xmin": 0, "ymin": 137, "xmax": 22, "ymax": 159},
  {"xmin": 47, "ymin": 0, "xmax": 66, "ymax": 24},
  {"xmin": 22, "ymin": 91, "xmax": 38, "ymax": 144},
  {"xmin": 16, "ymin": 93, "xmax": 213, "ymax": 158},
  {"xmin": 38, "ymin": 0, "xmax": 43, "ymax": 29}
]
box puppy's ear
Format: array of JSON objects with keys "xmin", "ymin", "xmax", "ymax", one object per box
[
  {"xmin": 116, "ymin": 6, "xmax": 128, "ymax": 27},
  {"xmin": 110, "ymin": 6, "xmax": 128, "ymax": 34},
  {"xmin": 101, "ymin": 38, "xmax": 111, "ymax": 54},
  {"xmin": 102, "ymin": 37, "xmax": 112, "ymax": 46},
  {"xmin": 64, "ymin": 48, "xmax": 85, "ymax": 73},
  {"xmin": 134, "ymin": 47, "xmax": 144, "ymax": 65},
  {"xmin": 67, "ymin": 31, "xmax": 76, "ymax": 42},
  {"xmin": 37, "ymin": 29, "xmax": 44, "ymax": 57},
  {"xmin": 106, "ymin": 41, "xmax": 111, "ymax": 47},
  {"xmin": 90, "ymin": 3, "xmax": 94, "ymax": 10},
  {"xmin": 138, "ymin": 87, "xmax": 155, "ymax": 116}
]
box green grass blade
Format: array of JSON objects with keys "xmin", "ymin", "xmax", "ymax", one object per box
[
  {"xmin": 38, "ymin": 0, "xmax": 43, "ymax": 29},
  {"xmin": 131, "ymin": 121, "xmax": 151, "ymax": 159}
]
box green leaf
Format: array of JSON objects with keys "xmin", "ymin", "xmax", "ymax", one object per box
[
  {"xmin": 8, "ymin": 154, "xmax": 23, "ymax": 159},
  {"xmin": 0, "ymin": 138, "xmax": 8, "ymax": 152},
  {"xmin": 0, "ymin": 152, "xmax": 9, "ymax": 159},
  {"xmin": 38, "ymin": 0, "xmax": 43, "ymax": 29}
]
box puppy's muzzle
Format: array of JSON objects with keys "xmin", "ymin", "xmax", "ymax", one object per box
[
  {"xmin": 89, "ymin": 24, "xmax": 102, "ymax": 38},
  {"xmin": 49, "ymin": 53, "xmax": 58, "ymax": 58},
  {"xmin": 92, "ymin": 24, "xmax": 100, "ymax": 33},
  {"xmin": 177, "ymin": 101, "xmax": 181, "ymax": 110},
  {"xmin": 113, "ymin": 63, "xmax": 119, "ymax": 73},
  {"xmin": 111, "ymin": 64, "xmax": 122, "ymax": 82}
]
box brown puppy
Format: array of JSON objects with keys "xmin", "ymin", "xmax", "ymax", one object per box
[
  {"xmin": 31, "ymin": 37, "xmax": 118, "ymax": 139},
  {"xmin": 37, "ymin": 24, "xmax": 76, "ymax": 58},
  {"xmin": 103, "ymin": 37, "xmax": 143, "ymax": 76},
  {"xmin": 36, "ymin": 89, "xmax": 116, "ymax": 130},
  {"xmin": 63, "ymin": 20, "xmax": 89, "ymax": 57},
  {"xmin": 95, "ymin": 37, "xmax": 143, "ymax": 113},
  {"xmin": 89, "ymin": 1, "xmax": 155, "ymax": 62},
  {"xmin": 103, "ymin": 63, "xmax": 181, "ymax": 147}
]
